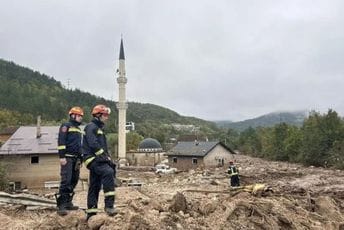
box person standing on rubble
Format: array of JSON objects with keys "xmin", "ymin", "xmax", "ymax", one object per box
[
  {"xmin": 83, "ymin": 104, "xmax": 117, "ymax": 220},
  {"xmin": 228, "ymin": 160, "xmax": 240, "ymax": 187},
  {"xmin": 56, "ymin": 106, "xmax": 84, "ymax": 216}
]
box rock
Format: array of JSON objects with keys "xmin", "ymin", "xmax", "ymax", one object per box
[
  {"xmin": 210, "ymin": 180, "xmax": 219, "ymax": 185},
  {"xmin": 87, "ymin": 214, "xmax": 107, "ymax": 230},
  {"xmin": 315, "ymin": 196, "xmax": 344, "ymax": 221},
  {"xmin": 277, "ymin": 215, "xmax": 292, "ymax": 226},
  {"xmin": 198, "ymin": 202, "xmax": 217, "ymax": 215},
  {"xmin": 141, "ymin": 199, "xmax": 149, "ymax": 205},
  {"xmin": 151, "ymin": 199, "xmax": 164, "ymax": 212},
  {"xmin": 0, "ymin": 212, "xmax": 13, "ymax": 227},
  {"xmin": 159, "ymin": 212, "xmax": 170, "ymax": 219},
  {"xmin": 339, "ymin": 222, "xmax": 344, "ymax": 230},
  {"xmin": 169, "ymin": 192, "xmax": 187, "ymax": 213},
  {"xmin": 128, "ymin": 200, "xmax": 140, "ymax": 211},
  {"xmin": 202, "ymin": 170, "xmax": 210, "ymax": 176},
  {"xmin": 149, "ymin": 209, "xmax": 159, "ymax": 216},
  {"xmin": 127, "ymin": 214, "xmax": 152, "ymax": 230}
]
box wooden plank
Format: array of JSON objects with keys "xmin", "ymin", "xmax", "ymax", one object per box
[
  {"xmin": 182, "ymin": 189, "xmax": 232, "ymax": 194},
  {"xmin": 0, "ymin": 191, "xmax": 56, "ymax": 207}
]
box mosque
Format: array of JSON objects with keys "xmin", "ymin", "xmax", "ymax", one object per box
[{"xmin": 116, "ymin": 39, "xmax": 165, "ymax": 166}]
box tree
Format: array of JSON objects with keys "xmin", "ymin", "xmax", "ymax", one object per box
[
  {"xmin": 272, "ymin": 123, "xmax": 289, "ymax": 161},
  {"xmin": 238, "ymin": 127, "xmax": 261, "ymax": 156},
  {"xmin": 327, "ymin": 140, "xmax": 344, "ymax": 169},
  {"xmin": 222, "ymin": 128, "xmax": 240, "ymax": 150},
  {"xmin": 127, "ymin": 132, "xmax": 144, "ymax": 151},
  {"xmin": 300, "ymin": 110, "xmax": 344, "ymax": 166},
  {"xmin": 284, "ymin": 126, "xmax": 302, "ymax": 163},
  {"xmin": 0, "ymin": 163, "xmax": 9, "ymax": 191},
  {"xmin": 107, "ymin": 133, "xmax": 118, "ymax": 159}
]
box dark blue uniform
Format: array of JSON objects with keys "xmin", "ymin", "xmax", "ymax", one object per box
[
  {"xmin": 228, "ymin": 165, "xmax": 240, "ymax": 187},
  {"xmin": 57, "ymin": 120, "xmax": 82, "ymax": 209},
  {"xmin": 83, "ymin": 118, "xmax": 115, "ymax": 218}
]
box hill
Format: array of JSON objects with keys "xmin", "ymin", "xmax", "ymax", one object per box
[
  {"xmin": 216, "ymin": 111, "xmax": 307, "ymax": 131},
  {"xmin": 0, "ymin": 59, "xmax": 218, "ymax": 138}
]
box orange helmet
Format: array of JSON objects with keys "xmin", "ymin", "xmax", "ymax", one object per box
[
  {"xmin": 92, "ymin": 104, "xmax": 111, "ymax": 116},
  {"xmin": 69, "ymin": 106, "xmax": 84, "ymax": 116}
]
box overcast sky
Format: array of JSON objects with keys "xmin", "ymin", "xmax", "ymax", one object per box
[{"xmin": 1, "ymin": 0, "xmax": 344, "ymax": 121}]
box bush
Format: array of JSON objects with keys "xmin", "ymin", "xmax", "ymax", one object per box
[{"xmin": 0, "ymin": 162, "xmax": 9, "ymax": 191}]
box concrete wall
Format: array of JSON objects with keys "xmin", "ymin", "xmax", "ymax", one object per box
[
  {"xmin": 0, "ymin": 154, "xmax": 88, "ymax": 189},
  {"xmin": 168, "ymin": 156, "xmax": 205, "ymax": 171},
  {"xmin": 203, "ymin": 145, "xmax": 234, "ymax": 167},
  {"xmin": 127, "ymin": 152, "xmax": 166, "ymax": 166}
]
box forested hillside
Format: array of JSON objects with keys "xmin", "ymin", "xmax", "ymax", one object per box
[
  {"xmin": 0, "ymin": 59, "xmax": 218, "ymax": 143},
  {"xmin": 2, "ymin": 59, "xmax": 343, "ymax": 169},
  {"xmin": 216, "ymin": 111, "xmax": 307, "ymax": 131},
  {"xmin": 227, "ymin": 110, "xmax": 344, "ymax": 169}
]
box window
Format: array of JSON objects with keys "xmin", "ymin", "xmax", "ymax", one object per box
[
  {"xmin": 9, "ymin": 182, "xmax": 22, "ymax": 191},
  {"xmin": 218, "ymin": 158, "xmax": 224, "ymax": 166},
  {"xmin": 31, "ymin": 156, "xmax": 39, "ymax": 164},
  {"xmin": 173, "ymin": 157, "xmax": 177, "ymax": 163},
  {"xmin": 192, "ymin": 158, "xmax": 198, "ymax": 165}
]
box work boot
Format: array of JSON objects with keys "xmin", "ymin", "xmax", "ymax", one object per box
[
  {"xmin": 86, "ymin": 213, "xmax": 96, "ymax": 221},
  {"xmin": 105, "ymin": 207, "xmax": 118, "ymax": 216},
  {"xmin": 65, "ymin": 192, "xmax": 79, "ymax": 210},
  {"xmin": 57, "ymin": 205, "xmax": 68, "ymax": 216},
  {"xmin": 55, "ymin": 193, "xmax": 69, "ymax": 216},
  {"xmin": 65, "ymin": 202, "xmax": 79, "ymax": 210}
]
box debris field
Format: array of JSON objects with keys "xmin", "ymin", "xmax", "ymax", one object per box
[{"xmin": 1, "ymin": 154, "xmax": 344, "ymax": 230}]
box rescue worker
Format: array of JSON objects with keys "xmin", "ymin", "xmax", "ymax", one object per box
[
  {"xmin": 56, "ymin": 106, "xmax": 84, "ymax": 216},
  {"xmin": 228, "ymin": 160, "xmax": 240, "ymax": 187},
  {"xmin": 83, "ymin": 104, "xmax": 116, "ymax": 220}
]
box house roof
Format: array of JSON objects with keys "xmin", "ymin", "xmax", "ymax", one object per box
[
  {"xmin": 166, "ymin": 141, "xmax": 234, "ymax": 157},
  {"xmin": 0, "ymin": 126, "xmax": 60, "ymax": 155}
]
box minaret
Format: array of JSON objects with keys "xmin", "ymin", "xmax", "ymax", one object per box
[{"xmin": 116, "ymin": 38, "xmax": 128, "ymax": 163}]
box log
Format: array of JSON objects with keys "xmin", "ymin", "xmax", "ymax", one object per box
[
  {"xmin": 182, "ymin": 189, "xmax": 232, "ymax": 194},
  {"xmin": 0, "ymin": 191, "xmax": 56, "ymax": 208}
]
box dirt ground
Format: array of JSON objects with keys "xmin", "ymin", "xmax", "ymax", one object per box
[{"xmin": 1, "ymin": 154, "xmax": 344, "ymax": 230}]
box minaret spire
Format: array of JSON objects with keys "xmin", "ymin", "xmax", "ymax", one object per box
[
  {"xmin": 116, "ymin": 37, "xmax": 128, "ymax": 164},
  {"xmin": 119, "ymin": 38, "xmax": 125, "ymax": 60}
]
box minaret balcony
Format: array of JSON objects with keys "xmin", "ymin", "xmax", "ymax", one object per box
[
  {"xmin": 117, "ymin": 77, "xmax": 127, "ymax": 84},
  {"xmin": 116, "ymin": 102, "xmax": 128, "ymax": 109}
]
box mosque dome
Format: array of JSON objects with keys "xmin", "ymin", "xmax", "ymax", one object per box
[{"xmin": 138, "ymin": 138, "xmax": 163, "ymax": 152}]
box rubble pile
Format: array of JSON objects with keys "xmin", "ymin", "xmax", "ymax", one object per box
[{"xmin": 1, "ymin": 154, "xmax": 344, "ymax": 229}]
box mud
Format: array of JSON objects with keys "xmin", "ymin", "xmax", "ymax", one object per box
[{"xmin": 1, "ymin": 154, "xmax": 344, "ymax": 229}]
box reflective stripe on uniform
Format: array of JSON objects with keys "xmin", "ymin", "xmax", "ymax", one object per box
[
  {"xmin": 58, "ymin": 145, "xmax": 66, "ymax": 150},
  {"xmin": 68, "ymin": 127, "xmax": 83, "ymax": 133},
  {"xmin": 95, "ymin": 149, "xmax": 104, "ymax": 156},
  {"xmin": 104, "ymin": 191, "xmax": 115, "ymax": 197},
  {"xmin": 85, "ymin": 208, "xmax": 101, "ymax": 213},
  {"xmin": 97, "ymin": 129, "xmax": 104, "ymax": 135},
  {"xmin": 84, "ymin": 157, "xmax": 95, "ymax": 166},
  {"xmin": 65, "ymin": 154, "xmax": 77, "ymax": 157},
  {"xmin": 229, "ymin": 168, "xmax": 238, "ymax": 176}
]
